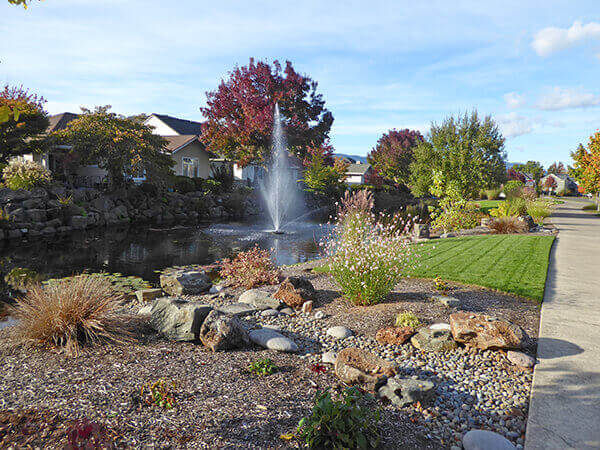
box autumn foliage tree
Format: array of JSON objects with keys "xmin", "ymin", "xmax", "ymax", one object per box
[
  {"xmin": 0, "ymin": 85, "xmax": 49, "ymax": 163},
  {"xmin": 302, "ymin": 142, "xmax": 348, "ymax": 198},
  {"xmin": 367, "ymin": 129, "xmax": 423, "ymax": 186},
  {"xmin": 547, "ymin": 161, "xmax": 566, "ymax": 175},
  {"xmin": 201, "ymin": 59, "xmax": 333, "ymax": 167},
  {"xmin": 543, "ymin": 176, "xmax": 557, "ymax": 194},
  {"xmin": 55, "ymin": 106, "xmax": 173, "ymax": 188},
  {"xmin": 571, "ymin": 132, "xmax": 600, "ymax": 209},
  {"xmin": 507, "ymin": 168, "xmax": 526, "ymax": 183}
]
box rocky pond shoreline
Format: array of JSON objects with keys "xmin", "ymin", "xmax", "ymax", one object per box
[{"xmin": 0, "ymin": 261, "xmax": 539, "ymax": 449}]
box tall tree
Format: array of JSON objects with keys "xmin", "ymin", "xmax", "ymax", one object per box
[
  {"xmin": 367, "ymin": 129, "xmax": 423, "ymax": 186},
  {"xmin": 409, "ymin": 111, "xmax": 506, "ymax": 199},
  {"xmin": 302, "ymin": 142, "xmax": 348, "ymax": 197},
  {"xmin": 54, "ymin": 106, "xmax": 173, "ymax": 188},
  {"xmin": 0, "ymin": 85, "xmax": 49, "ymax": 163},
  {"xmin": 512, "ymin": 161, "xmax": 544, "ymax": 186},
  {"xmin": 201, "ymin": 59, "xmax": 333, "ymax": 166},
  {"xmin": 571, "ymin": 133, "xmax": 600, "ymax": 209},
  {"xmin": 547, "ymin": 161, "xmax": 566, "ymax": 175}
]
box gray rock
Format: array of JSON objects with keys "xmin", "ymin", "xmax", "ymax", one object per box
[
  {"xmin": 150, "ymin": 298, "xmax": 213, "ymax": 341},
  {"xmin": 160, "ymin": 270, "xmax": 211, "ymax": 296},
  {"xmin": 507, "ymin": 351, "xmax": 535, "ymax": 368},
  {"xmin": 377, "ymin": 377, "xmax": 436, "ymax": 407},
  {"xmin": 217, "ymin": 303, "xmax": 256, "ymax": 317},
  {"xmin": 326, "ymin": 326, "xmax": 354, "ymax": 339},
  {"xmin": 69, "ymin": 215, "xmax": 89, "ymax": 229},
  {"xmin": 410, "ymin": 328, "xmax": 458, "ymax": 352},
  {"xmin": 321, "ymin": 350, "xmax": 337, "ymax": 364},
  {"xmin": 431, "ymin": 294, "xmax": 461, "ymax": 308},
  {"xmin": 280, "ymin": 307, "xmax": 294, "ymax": 315},
  {"xmin": 199, "ymin": 310, "xmax": 250, "ymax": 351},
  {"xmin": 249, "ymin": 328, "xmax": 298, "ymax": 353},
  {"xmin": 209, "ymin": 285, "xmax": 224, "ymax": 294},
  {"xmin": 463, "ymin": 430, "xmax": 517, "ymax": 450},
  {"xmin": 261, "ymin": 308, "xmax": 279, "ymax": 317},
  {"xmin": 238, "ymin": 289, "xmax": 281, "ymax": 310}
]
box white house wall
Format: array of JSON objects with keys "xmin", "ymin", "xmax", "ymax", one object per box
[{"xmin": 145, "ymin": 116, "xmax": 178, "ymax": 136}]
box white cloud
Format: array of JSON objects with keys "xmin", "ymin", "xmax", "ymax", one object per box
[
  {"xmin": 537, "ymin": 87, "xmax": 600, "ymax": 110},
  {"xmin": 504, "ymin": 92, "xmax": 525, "ymax": 109},
  {"xmin": 532, "ymin": 21, "xmax": 600, "ymax": 56},
  {"xmin": 497, "ymin": 113, "xmax": 533, "ymax": 138}
]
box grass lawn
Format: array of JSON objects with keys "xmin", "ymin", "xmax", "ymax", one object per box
[
  {"xmin": 407, "ymin": 234, "xmax": 555, "ymax": 301},
  {"xmin": 469, "ymin": 199, "xmax": 501, "ymax": 214}
]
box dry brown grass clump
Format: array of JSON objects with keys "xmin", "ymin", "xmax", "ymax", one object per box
[
  {"xmin": 338, "ymin": 189, "xmax": 374, "ymax": 219},
  {"xmin": 489, "ymin": 216, "xmax": 527, "ymax": 234},
  {"xmin": 11, "ymin": 275, "xmax": 131, "ymax": 355}
]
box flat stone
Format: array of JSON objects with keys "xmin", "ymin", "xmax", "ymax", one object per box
[
  {"xmin": 450, "ymin": 312, "xmax": 529, "ymax": 350},
  {"xmin": 375, "ymin": 326, "xmax": 415, "ymax": 345},
  {"xmin": 135, "ymin": 288, "xmax": 162, "ymax": 303},
  {"xmin": 249, "ymin": 328, "xmax": 298, "ymax": 353},
  {"xmin": 280, "ymin": 307, "xmax": 294, "ymax": 315},
  {"xmin": 314, "ymin": 311, "xmax": 325, "ymax": 319},
  {"xmin": 209, "ymin": 285, "xmax": 224, "ymax": 294},
  {"xmin": 430, "ymin": 323, "xmax": 452, "ymax": 331},
  {"xmin": 507, "ymin": 351, "xmax": 535, "ymax": 368},
  {"xmin": 160, "ymin": 270, "xmax": 211, "ymax": 296},
  {"xmin": 327, "ymin": 326, "xmax": 354, "ymax": 339},
  {"xmin": 377, "ymin": 377, "xmax": 436, "ymax": 407},
  {"xmin": 463, "ymin": 430, "xmax": 516, "ymax": 450},
  {"xmin": 238, "ymin": 289, "xmax": 281, "ymax": 310},
  {"xmin": 217, "ymin": 303, "xmax": 256, "ymax": 317},
  {"xmin": 150, "ymin": 298, "xmax": 213, "ymax": 341},
  {"xmin": 431, "ymin": 294, "xmax": 461, "ymax": 308},
  {"xmin": 199, "ymin": 310, "xmax": 250, "ymax": 351},
  {"xmin": 411, "ymin": 328, "xmax": 458, "ymax": 352},
  {"xmin": 321, "ymin": 350, "xmax": 337, "ymax": 364},
  {"xmin": 335, "ymin": 348, "xmax": 397, "ymax": 391},
  {"xmin": 260, "ymin": 308, "xmax": 279, "ymax": 317}
]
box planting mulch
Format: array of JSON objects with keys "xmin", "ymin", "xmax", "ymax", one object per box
[{"xmin": 0, "ymin": 263, "xmax": 541, "ymax": 449}]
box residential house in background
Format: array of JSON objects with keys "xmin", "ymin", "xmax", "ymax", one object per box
[
  {"xmin": 540, "ymin": 173, "xmax": 579, "ymax": 194},
  {"xmin": 345, "ymin": 163, "xmax": 372, "ymax": 185}
]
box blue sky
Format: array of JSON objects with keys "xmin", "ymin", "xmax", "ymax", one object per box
[{"xmin": 2, "ymin": 0, "xmax": 600, "ymax": 167}]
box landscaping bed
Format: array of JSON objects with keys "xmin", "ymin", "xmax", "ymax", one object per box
[{"xmin": 0, "ymin": 262, "xmax": 540, "ymax": 449}]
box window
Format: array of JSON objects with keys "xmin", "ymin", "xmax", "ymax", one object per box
[{"xmin": 182, "ymin": 157, "xmax": 199, "ymax": 177}]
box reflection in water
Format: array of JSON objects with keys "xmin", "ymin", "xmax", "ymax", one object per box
[{"xmin": 0, "ymin": 221, "xmax": 330, "ymax": 285}]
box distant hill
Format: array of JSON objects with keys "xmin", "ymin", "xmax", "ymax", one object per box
[{"xmin": 334, "ymin": 153, "xmax": 368, "ymax": 164}]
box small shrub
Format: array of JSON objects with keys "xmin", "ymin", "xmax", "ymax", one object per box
[
  {"xmin": 248, "ymin": 358, "xmax": 278, "ymax": 376},
  {"xmin": 202, "ymin": 179, "xmax": 223, "ymax": 194},
  {"xmin": 395, "ymin": 311, "xmax": 421, "ymax": 328},
  {"xmin": 210, "ymin": 165, "xmax": 234, "ymax": 192},
  {"xmin": 434, "ymin": 276, "xmax": 448, "ymax": 293},
  {"xmin": 485, "ymin": 187, "xmax": 501, "ymax": 200},
  {"xmin": 489, "ymin": 216, "xmax": 527, "ymax": 234},
  {"xmin": 66, "ymin": 418, "xmax": 113, "ymax": 449},
  {"xmin": 4, "ymin": 267, "xmax": 41, "ymax": 290},
  {"xmin": 490, "ymin": 198, "xmax": 527, "ymax": 218},
  {"xmin": 526, "ymin": 200, "xmax": 551, "ymax": 225},
  {"xmin": 141, "ymin": 378, "xmax": 176, "ymax": 409},
  {"xmin": 172, "ymin": 175, "xmax": 195, "ymax": 194},
  {"xmin": 297, "ymin": 388, "xmax": 380, "ymax": 449},
  {"xmin": 503, "ymin": 180, "xmax": 524, "ymax": 199},
  {"xmin": 57, "ymin": 194, "xmax": 73, "ymax": 206},
  {"xmin": 2, "ymin": 160, "xmax": 51, "ymax": 190},
  {"xmin": 12, "ymin": 274, "xmax": 131, "ymax": 355},
  {"xmin": 219, "ymin": 246, "xmax": 281, "ymax": 288},
  {"xmin": 431, "ymin": 200, "xmax": 481, "ymax": 232}
]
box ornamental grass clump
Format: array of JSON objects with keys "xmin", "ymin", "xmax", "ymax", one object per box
[
  {"xmin": 526, "ymin": 200, "xmax": 551, "ymax": 226},
  {"xmin": 12, "ymin": 274, "xmax": 131, "ymax": 356},
  {"xmin": 489, "ymin": 216, "xmax": 527, "ymax": 234},
  {"xmin": 219, "ymin": 245, "xmax": 281, "ymax": 288},
  {"xmin": 323, "ymin": 190, "xmax": 415, "ymax": 306}
]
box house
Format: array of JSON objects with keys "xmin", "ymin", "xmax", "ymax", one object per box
[
  {"xmin": 540, "ymin": 173, "xmax": 578, "ymax": 194},
  {"xmin": 345, "ymin": 163, "xmax": 372, "ymax": 185}
]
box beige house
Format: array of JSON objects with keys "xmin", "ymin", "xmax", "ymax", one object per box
[{"xmin": 345, "ymin": 163, "xmax": 372, "ymax": 185}]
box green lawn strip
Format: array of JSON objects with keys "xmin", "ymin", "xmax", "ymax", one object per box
[
  {"xmin": 469, "ymin": 199, "xmax": 501, "ymax": 214},
  {"xmin": 414, "ymin": 237, "xmax": 487, "ymax": 274}
]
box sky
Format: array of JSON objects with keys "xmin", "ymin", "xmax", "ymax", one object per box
[{"xmin": 1, "ymin": 0, "xmax": 600, "ymax": 167}]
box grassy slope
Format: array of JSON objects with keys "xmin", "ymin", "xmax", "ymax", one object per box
[{"xmin": 407, "ymin": 234, "xmax": 555, "ymax": 301}]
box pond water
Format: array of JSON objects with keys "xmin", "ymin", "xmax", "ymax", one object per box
[{"xmin": 0, "ymin": 220, "xmax": 330, "ymax": 287}]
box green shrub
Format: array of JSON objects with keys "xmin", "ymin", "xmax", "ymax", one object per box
[
  {"xmin": 297, "ymin": 388, "xmax": 380, "ymax": 449},
  {"xmin": 210, "ymin": 165, "xmax": 234, "ymax": 192},
  {"xmin": 395, "ymin": 311, "xmax": 421, "ymax": 328},
  {"xmin": 431, "ymin": 199, "xmax": 481, "ymax": 232},
  {"xmin": 485, "ymin": 187, "xmax": 501, "ymax": 200},
  {"xmin": 503, "ymin": 180, "xmax": 524, "ymax": 199},
  {"xmin": 3, "ymin": 160, "xmax": 51, "ymax": 190},
  {"xmin": 141, "ymin": 378, "xmax": 176, "ymax": 409},
  {"xmin": 526, "ymin": 200, "xmax": 551, "ymax": 225},
  {"xmin": 248, "ymin": 358, "xmax": 278, "ymax": 376},
  {"xmin": 490, "ymin": 198, "xmax": 526, "ymax": 218},
  {"xmin": 172, "ymin": 176, "xmax": 195, "ymax": 194},
  {"xmin": 203, "ymin": 179, "xmax": 222, "ymax": 194}
]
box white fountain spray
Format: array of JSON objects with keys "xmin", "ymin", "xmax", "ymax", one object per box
[{"xmin": 261, "ymin": 103, "xmax": 305, "ymax": 233}]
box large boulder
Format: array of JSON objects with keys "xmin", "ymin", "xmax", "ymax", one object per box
[
  {"xmin": 449, "ymin": 312, "xmax": 529, "ymax": 350},
  {"xmin": 462, "ymin": 430, "xmax": 516, "ymax": 450},
  {"xmin": 377, "ymin": 377, "xmax": 436, "ymax": 407},
  {"xmin": 91, "ymin": 197, "xmax": 115, "ymax": 212},
  {"xmin": 334, "ymin": 348, "xmax": 397, "ymax": 391},
  {"xmin": 150, "ymin": 298, "xmax": 213, "ymax": 341},
  {"xmin": 249, "ymin": 327, "xmax": 298, "ymax": 352},
  {"xmin": 238, "ymin": 289, "xmax": 281, "ymax": 310},
  {"xmin": 199, "ymin": 310, "xmax": 249, "ymax": 351},
  {"xmin": 25, "ymin": 209, "xmax": 47, "ymax": 222},
  {"xmin": 411, "ymin": 328, "xmax": 458, "ymax": 352},
  {"xmin": 375, "ymin": 326, "xmax": 415, "ymax": 345},
  {"xmin": 160, "ymin": 270, "xmax": 211, "ymax": 296},
  {"xmin": 272, "ymin": 276, "xmax": 316, "ymax": 309}
]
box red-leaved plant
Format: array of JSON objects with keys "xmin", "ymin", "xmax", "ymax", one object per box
[
  {"xmin": 219, "ymin": 246, "xmax": 281, "ymax": 289},
  {"xmin": 66, "ymin": 418, "xmax": 112, "ymax": 449}
]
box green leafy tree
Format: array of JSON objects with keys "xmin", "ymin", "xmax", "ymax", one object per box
[
  {"xmin": 367, "ymin": 129, "xmax": 423, "ymax": 186},
  {"xmin": 302, "ymin": 143, "xmax": 348, "ymax": 197},
  {"xmin": 512, "ymin": 160, "xmax": 544, "ymax": 186},
  {"xmin": 0, "ymin": 85, "xmax": 50, "ymax": 163},
  {"xmin": 54, "ymin": 106, "xmax": 173, "ymax": 188},
  {"xmin": 409, "ymin": 111, "xmax": 506, "ymax": 199},
  {"xmin": 547, "ymin": 161, "xmax": 566, "ymax": 175}
]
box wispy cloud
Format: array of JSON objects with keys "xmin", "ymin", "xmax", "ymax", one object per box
[
  {"xmin": 532, "ymin": 21, "xmax": 600, "ymax": 56},
  {"xmin": 536, "ymin": 87, "xmax": 600, "ymax": 110},
  {"xmin": 504, "ymin": 92, "xmax": 526, "ymax": 109},
  {"xmin": 497, "ymin": 112, "xmax": 533, "ymax": 138}
]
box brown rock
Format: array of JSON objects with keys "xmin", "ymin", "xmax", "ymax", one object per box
[
  {"xmin": 450, "ymin": 312, "xmax": 529, "ymax": 350},
  {"xmin": 301, "ymin": 301, "xmax": 313, "ymax": 313},
  {"xmin": 199, "ymin": 310, "xmax": 250, "ymax": 352},
  {"xmin": 334, "ymin": 347, "xmax": 397, "ymax": 391},
  {"xmin": 273, "ymin": 276, "xmax": 316, "ymax": 309},
  {"xmin": 375, "ymin": 326, "xmax": 415, "ymax": 345}
]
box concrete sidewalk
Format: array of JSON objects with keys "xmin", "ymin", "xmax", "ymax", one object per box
[{"xmin": 525, "ymin": 199, "xmax": 600, "ymax": 449}]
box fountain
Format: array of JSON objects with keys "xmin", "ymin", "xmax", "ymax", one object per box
[{"xmin": 261, "ymin": 103, "xmax": 306, "ymax": 233}]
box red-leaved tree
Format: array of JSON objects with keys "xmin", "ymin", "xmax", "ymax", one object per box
[
  {"xmin": 367, "ymin": 129, "xmax": 423, "ymax": 186},
  {"xmin": 201, "ymin": 59, "xmax": 333, "ymax": 167},
  {"xmin": 507, "ymin": 168, "xmax": 526, "ymax": 183}
]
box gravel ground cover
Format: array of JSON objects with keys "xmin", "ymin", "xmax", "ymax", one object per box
[{"xmin": 0, "ymin": 262, "xmax": 540, "ymax": 449}]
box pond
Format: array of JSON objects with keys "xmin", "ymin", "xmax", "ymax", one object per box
[{"xmin": 0, "ymin": 220, "xmax": 330, "ymax": 289}]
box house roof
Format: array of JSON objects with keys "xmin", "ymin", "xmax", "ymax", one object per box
[
  {"xmin": 162, "ymin": 135, "xmax": 202, "ymax": 153},
  {"xmin": 150, "ymin": 113, "xmax": 205, "ymax": 135},
  {"xmin": 46, "ymin": 112, "xmax": 79, "ymax": 133},
  {"xmin": 346, "ymin": 163, "xmax": 371, "ymax": 175}
]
